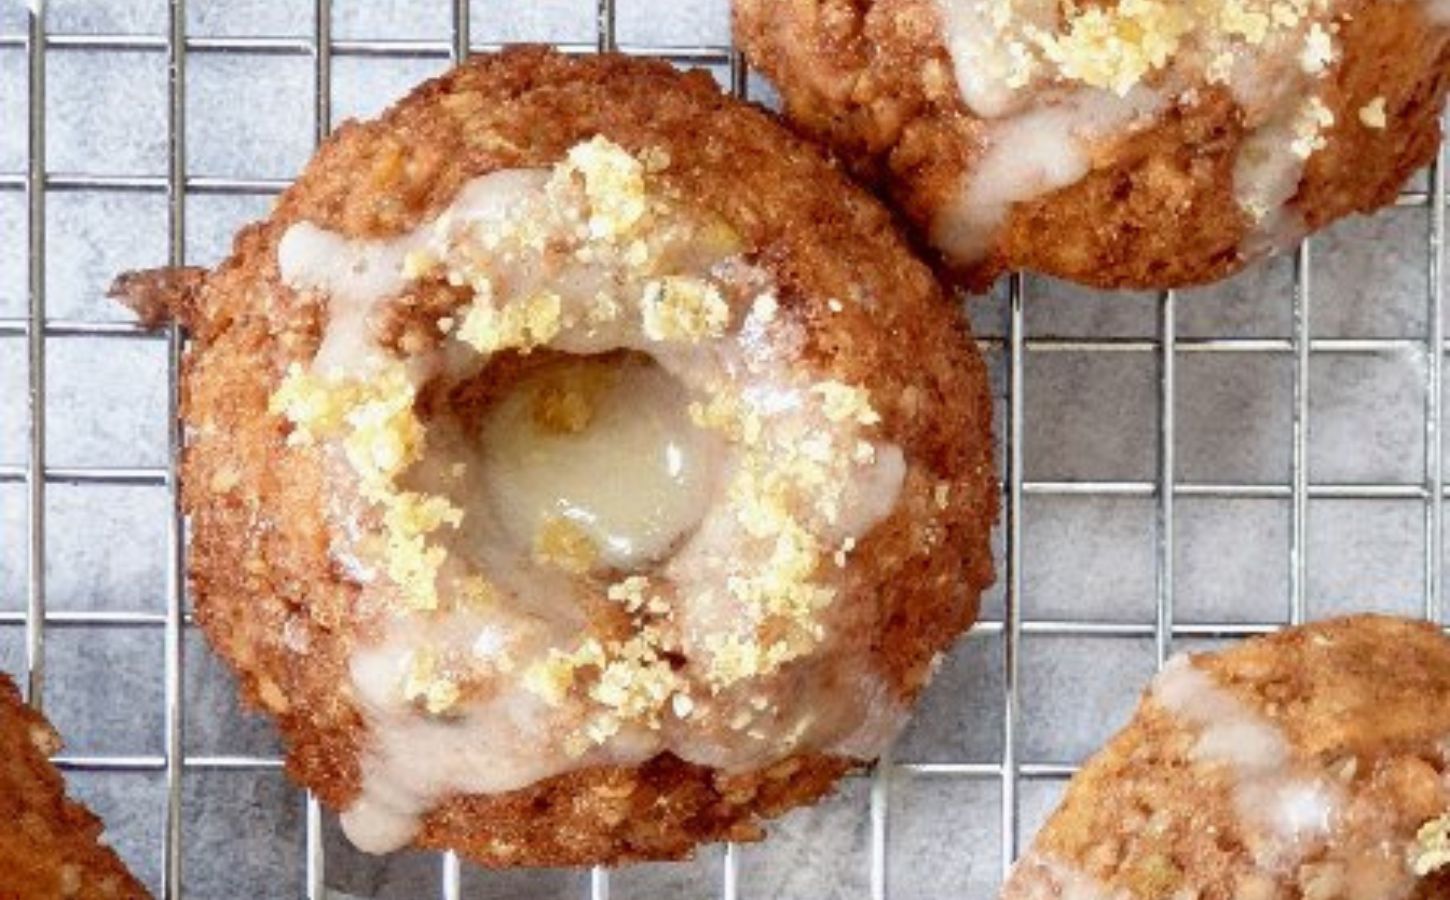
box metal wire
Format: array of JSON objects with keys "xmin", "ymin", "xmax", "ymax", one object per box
[
  {"xmin": 1000, "ymin": 275, "xmax": 1026, "ymax": 873},
  {"xmin": 22, "ymin": 0, "xmax": 46, "ymax": 713},
  {"xmin": 1290, "ymin": 242, "xmax": 1313, "ymax": 626},
  {"xmin": 162, "ymin": 2, "xmax": 188, "ymax": 895},
  {"xmin": 6, "ymin": 1, "xmax": 1448, "ymax": 896}
]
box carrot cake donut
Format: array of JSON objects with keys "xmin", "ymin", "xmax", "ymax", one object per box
[
  {"xmin": 1003, "ymin": 615, "xmax": 1450, "ymax": 899},
  {"xmin": 734, "ymin": 0, "xmax": 1450, "ymax": 290},
  {"xmin": 111, "ymin": 48, "xmax": 998, "ymax": 866},
  {"xmin": 0, "ymin": 674, "xmax": 149, "ymax": 898}
]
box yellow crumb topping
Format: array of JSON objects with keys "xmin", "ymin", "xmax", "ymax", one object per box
[
  {"xmin": 456, "ymin": 291, "xmax": 563, "ymax": 356},
  {"xmin": 1298, "ymin": 21, "xmax": 1335, "ymax": 74},
  {"xmin": 528, "ymin": 361, "xmax": 618, "ymax": 435},
  {"xmin": 456, "ymin": 574, "xmax": 500, "ymax": 609},
  {"xmin": 532, "ymin": 383, "xmax": 597, "ymax": 435},
  {"xmin": 380, "ymin": 492, "xmax": 463, "ymax": 611},
  {"xmin": 532, "ymin": 516, "xmax": 600, "ymax": 575},
  {"xmin": 641, "ymin": 276, "xmax": 731, "ymax": 343},
  {"xmin": 402, "ymin": 648, "xmax": 462, "ymax": 716},
  {"xmin": 1032, "ymin": 0, "xmax": 1194, "ymax": 96},
  {"xmin": 269, "ymin": 363, "xmax": 361, "ymax": 446},
  {"xmin": 686, "ymin": 374, "xmax": 887, "ymax": 687},
  {"xmin": 270, "ymin": 361, "xmax": 467, "ymax": 610},
  {"xmin": 1359, "ymin": 96, "xmax": 1388, "ymax": 130},
  {"xmin": 1290, "ymin": 96, "xmax": 1336, "ymax": 159},
  {"xmin": 523, "ymin": 640, "xmax": 607, "ymax": 707},
  {"xmin": 972, "ymin": 0, "xmax": 1338, "ymax": 103},
  {"xmin": 523, "ymin": 630, "xmax": 682, "ymax": 750},
  {"xmin": 588, "ymin": 632, "xmax": 679, "ymax": 728},
  {"xmin": 560, "ymin": 135, "xmax": 649, "ymax": 241},
  {"xmin": 812, "ymin": 381, "xmax": 883, "ymax": 426},
  {"xmin": 401, "ymin": 249, "xmax": 439, "ymax": 280},
  {"xmin": 1414, "ymin": 812, "xmax": 1450, "ymax": 877},
  {"xmin": 606, "ymin": 575, "xmax": 653, "ymax": 614},
  {"xmin": 689, "ymin": 392, "xmax": 764, "ymax": 445}
]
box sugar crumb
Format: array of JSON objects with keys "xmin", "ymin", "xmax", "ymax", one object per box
[
  {"xmin": 533, "ymin": 516, "xmax": 600, "ymax": 575},
  {"xmin": 1358, "ymin": 96, "xmax": 1388, "ymax": 130},
  {"xmin": 1413, "ymin": 812, "xmax": 1450, "ymax": 876},
  {"xmin": 641, "ymin": 276, "xmax": 730, "ymax": 343}
]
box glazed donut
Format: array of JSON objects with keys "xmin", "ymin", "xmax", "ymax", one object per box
[
  {"xmin": 1003, "ymin": 616, "xmax": 1450, "ymax": 900},
  {"xmin": 112, "ymin": 48, "xmax": 997, "ymax": 866},
  {"xmin": 0, "ymin": 674, "xmax": 149, "ymax": 898},
  {"xmin": 734, "ymin": 0, "xmax": 1450, "ymax": 290}
]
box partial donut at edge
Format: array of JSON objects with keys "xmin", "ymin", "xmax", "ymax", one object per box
[
  {"xmin": 0, "ymin": 674, "xmax": 150, "ymax": 898},
  {"xmin": 733, "ymin": 0, "xmax": 1450, "ymax": 291}
]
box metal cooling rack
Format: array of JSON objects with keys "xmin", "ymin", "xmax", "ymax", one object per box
[{"xmin": 1, "ymin": 0, "xmax": 1446, "ymax": 897}]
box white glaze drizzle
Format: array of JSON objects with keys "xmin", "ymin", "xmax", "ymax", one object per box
[
  {"xmin": 933, "ymin": 85, "xmax": 1167, "ymax": 263},
  {"xmin": 276, "ymin": 147, "xmax": 911, "ymax": 853},
  {"xmin": 927, "ymin": 0, "xmax": 1444, "ymax": 269},
  {"xmin": 1152, "ymin": 655, "xmax": 1340, "ymax": 870},
  {"xmin": 934, "ymin": 0, "xmax": 1058, "ymax": 119}
]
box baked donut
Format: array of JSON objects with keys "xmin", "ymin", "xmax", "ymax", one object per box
[
  {"xmin": 111, "ymin": 48, "xmax": 997, "ymax": 866},
  {"xmin": 0, "ymin": 674, "xmax": 149, "ymax": 898},
  {"xmin": 734, "ymin": 0, "xmax": 1450, "ymax": 290},
  {"xmin": 1003, "ymin": 616, "xmax": 1450, "ymax": 899}
]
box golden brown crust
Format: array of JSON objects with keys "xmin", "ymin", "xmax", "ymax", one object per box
[
  {"xmin": 733, "ymin": 0, "xmax": 1450, "ymax": 290},
  {"xmin": 107, "ymin": 267, "xmax": 209, "ymax": 331},
  {"xmin": 0, "ymin": 675, "xmax": 150, "ymax": 899},
  {"xmin": 134, "ymin": 48, "xmax": 997, "ymax": 866},
  {"xmin": 1004, "ymin": 616, "xmax": 1450, "ymax": 899}
]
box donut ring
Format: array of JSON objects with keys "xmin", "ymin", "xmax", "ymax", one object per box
[
  {"xmin": 1004, "ymin": 616, "xmax": 1450, "ymax": 899},
  {"xmin": 0, "ymin": 675, "xmax": 149, "ymax": 898},
  {"xmin": 113, "ymin": 48, "xmax": 997, "ymax": 866},
  {"xmin": 733, "ymin": 0, "xmax": 1450, "ymax": 290}
]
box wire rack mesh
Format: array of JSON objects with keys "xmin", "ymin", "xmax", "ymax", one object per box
[{"xmin": 0, "ymin": 0, "xmax": 1446, "ymax": 897}]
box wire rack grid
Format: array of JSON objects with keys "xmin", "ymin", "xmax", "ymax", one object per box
[{"xmin": 1, "ymin": 0, "xmax": 1447, "ymax": 897}]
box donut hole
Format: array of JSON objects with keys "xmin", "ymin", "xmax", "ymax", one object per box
[{"xmin": 417, "ymin": 350, "xmax": 724, "ymax": 582}]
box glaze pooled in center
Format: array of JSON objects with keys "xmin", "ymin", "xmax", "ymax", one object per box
[
  {"xmin": 479, "ymin": 356, "xmax": 721, "ymax": 572},
  {"xmin": 271, "ymin": 138, "xmax": 910, "ymax": 853}
]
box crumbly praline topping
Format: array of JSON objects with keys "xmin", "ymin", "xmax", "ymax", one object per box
[
  {"xmin": 1416, "ymin": 812, "xmax": 1450, "ymax": 876},
  {"xmin": 931, "ymin": 0, "xmax": 1419, "ymax": 263},
  {"xmin": 969, "ymin": 0, "xmax": 1341, "ymax": 99},
  {"xmin": 271, "ymin": 362, "xmax": 461, "ymax": 611},
  {"xmin": 271, "ymin": 138, "xmax": 897, "ymax": 765}
]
